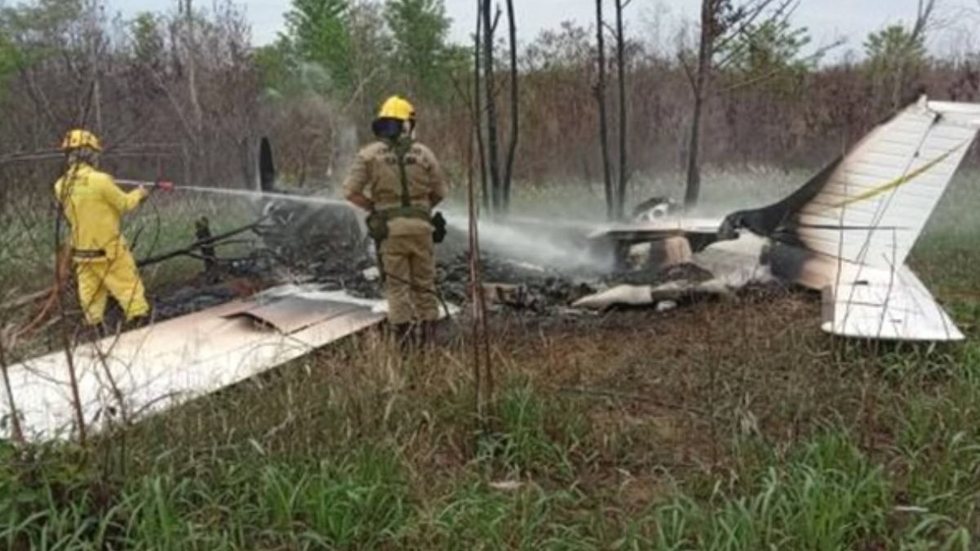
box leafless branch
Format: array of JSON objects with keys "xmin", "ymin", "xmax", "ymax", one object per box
[
  {"xmin": 678, "ymin": 51, "xmax": 697, "ymax": 90},
  {"xmin": 491, "ymin": 4, "xmax": 503, "ymax": 35},
  {"xmin": 0, "ymin": 327, "xmax": 25, "ymax": 444}
]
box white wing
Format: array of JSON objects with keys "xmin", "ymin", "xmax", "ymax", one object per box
[{"xmin": 1, "ymin": 286, "xmax": 386, "ymax": 440}]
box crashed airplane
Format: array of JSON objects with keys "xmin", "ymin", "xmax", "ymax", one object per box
[
  {"xmin": 584, "ymin": 97, "xmax": 980, "ymax": 341},
  {"xmin": 1, "ymin": 97, "xmax": 977, "ymax": 441}
]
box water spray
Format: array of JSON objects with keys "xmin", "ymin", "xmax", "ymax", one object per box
[
  {"xmin": 118, "ymin": 178, "xmax": 607, "ymax": 274},
  {"xmin": 441, "ymin": 212, "xmax": 610, "ymax": 274},
  {"xmin": 116, "ymin": 179, "xmax": 350, "ymax": 207}
]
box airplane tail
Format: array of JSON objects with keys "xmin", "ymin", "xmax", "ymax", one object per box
[{"xmin": 726, "ymin": 97, "xmax": 980, "ymax": 340}]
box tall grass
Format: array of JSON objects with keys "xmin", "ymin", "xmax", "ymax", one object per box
[
  {"xmin": 648, "ymin": 431, "xmax": 891, "ymax": 550},
  {"xmin": 2, "ymin": 443, "xmax": 411, "ymax": 550}
]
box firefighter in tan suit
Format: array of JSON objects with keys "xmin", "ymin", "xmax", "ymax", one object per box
[{"xmin": 344, "ymin": 96, "xmax": 449, "ymax": 345}]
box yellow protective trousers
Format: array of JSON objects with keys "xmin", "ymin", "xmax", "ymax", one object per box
[
  {"xmin": 379, "ymin": 232, "xmax": 439, "ymax": 325},
  {"xmin": 74, "ymin": 249, "xmax": 150, "ymax": 325}
]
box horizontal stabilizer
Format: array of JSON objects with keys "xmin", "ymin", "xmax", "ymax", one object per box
[{"xmin": 822, "ymin": 264, "xmax": 963, "ymax": 341}]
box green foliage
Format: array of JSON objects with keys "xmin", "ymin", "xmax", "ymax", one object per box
[
  {"xmin": 283, "ymin": 0, "xmax": 353, "ymax": 94},
  {"xmin": 344, "ymin": 0, "xmax": 394, "ymax": 117},
  {"xmin": 722, "ymin": 19, "xmax": 814, "ymax": 95},
  {"xmin": 477, "ymin": 380, "xmax": 585, "ymax": 478},
  {"xmin": 0, "ymin": 0, "xmax": 83, "ymax": 71},
  {"xmin": 278, "ymin": 0, "xmax": 458, "ymax": 113},
  {"xmin": 383, "ymin": 0, "xmax": 451, "ymax": 100},
  {"xmin": 0, "ymin": 442, "xmax": 117, "ymax": 549},
  {"xmin": 0, "ymin": 32, "xmax": 18, "ymax": 96},
  {"xmin": 129, "ymin": 12, "xmax": 164, "ymax": 68},
  {"xmin": 864, "ymin": 24, "xmax": 928, "ymax": 111},
  {"xmin": 886, "ymin": 344, "xmax": 980, "ymax": 547},
  {"xmin": 1, "ymin": 443, "xmax": 411, "ymax": 549},
  {"xmin": 426, "ymin": 482, "xmax": 598, "ymax": 549},
  {"xmin": 727, "ymin": 20, "xmax": 813, "ymax": 72},
  {"xmin": 253, "ymin": 39, "xmax": 295, "ymax": 95},
  {"xmin": 864, "ymin": 24, "xmax": 927, "ymax": 74},
  {"xmin": 0, "ymin": 0, "xmax": 84, "ymax": 38},
  {"xmin": 651, "ymin": 431, "xmax": 891, "ymax": 550}
]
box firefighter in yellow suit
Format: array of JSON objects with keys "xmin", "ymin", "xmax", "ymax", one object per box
[
  {"xmin": 344, "ymin": 96, "xmax": 450, "ymax": 345},
  {"xmin": 54, "ymin": 129, "xmax": 163, "ymax": 326}
]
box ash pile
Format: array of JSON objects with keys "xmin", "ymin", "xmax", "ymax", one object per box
[
  {"xmin": 149, "ymin": 202, "xmax": 382, "ymax": 320},
  {"xmin": 440, "ymin": 253, "xmax": 597, "ymax": 314}
]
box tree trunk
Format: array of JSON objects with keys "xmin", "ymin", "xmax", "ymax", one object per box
[
  {"xmin": 473, "ymin": 2, "xmax": 488, "ymax": 211},
  {"xmin": 90, "ymin": 28, "xmax": 102, "ymax": 134},
  {"xmin": 595, "ymin": 0, "xmax": 614, "ymax": 220},
  {"xmin": 184, "ymin": 0, "xmax": 202, "ymax": 133},
  {"xmin": 684, "ymin": 90, "xmax": 705, "ymax": 208},
  {"xmin": 502, "ymin": 0, "xmax": 519, "ymax": 213},
  {"xmin": 184, "ymin": 0, "xmax": 203, "ymax": 183},
  {"xmin": 684, "ymin": 0, "xmax": 713, "ymax": 209},
  {"xmin": 480, "ymin": 0, "xmax": 501, "ymax": 215},
  {"xmin": 0, "ymin": 337, "xmax": 24, "ymax": 444},
  {"xmin": 614, "ymin": 0, "xmax": 628, "ymax": 219}
]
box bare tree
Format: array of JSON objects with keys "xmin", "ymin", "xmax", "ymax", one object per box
[
  {"xmin": 502, "ymin": 0, "xmax": 519, "ymax": 211},
  {"xmin": 84, "ymin": 1, "xmax": 107, "ymax": 134},
  {"xmin": 613, "ymin": 0, "xmax": 631, "ymax": 219},
  {"xmin": 682, "ymin": 0, "xmax": 795, "ymax": 208},
  {"xmin": 595, "ymin": 0, "xmax": 614, "ymax": 220},
  {"xmin": 182, "ymin": 0, "xmax": 203, "ymax": 136},
  {"xmin": 0, "ymin": 328, "xmax": 25, "ymax": 444},
  {"xmin": 472, "ymin": 4, "xmax": 489, "ymax": 210},
  {"xmin": 892, "ymin": 0, "xmax": 936, "ymax": 110},
  {"xmin": 480, "ymin": 0, "xmax": 502, "ymax": 214}
]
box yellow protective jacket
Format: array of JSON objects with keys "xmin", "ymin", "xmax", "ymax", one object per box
[{"xmin": 53, "ymin": 163, "xmax": 148, "ymax": 260}]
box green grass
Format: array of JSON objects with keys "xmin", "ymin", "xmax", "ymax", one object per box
[{"xmin": 647, "ymin": 430, "xmax": 892, "ymax": 550}]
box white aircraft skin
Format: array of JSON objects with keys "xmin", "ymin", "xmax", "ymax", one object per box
[
  {"xmin": 590, "ymin": 217, "xmax": 725, "ymax": 239},
  {"xmin": 0, "ymin": 287, "xmax": 388, "ymax": 441},
  {"xmin": 584, "ymin": 97, "xmax": 980, "ymax": 342}
]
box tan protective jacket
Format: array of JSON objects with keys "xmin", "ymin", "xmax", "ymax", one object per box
[{"xmin": 343, "ymin": 140, "xmax": 450, "ymax": 236}]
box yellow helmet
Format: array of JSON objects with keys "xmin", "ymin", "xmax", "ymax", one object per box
[
  {"xmin": 61, "ymin": 129, "xmax": 103, "ymax": 152},
  {"xmin": 377, "ymin": 96, "xmax": 415, "ymax": 121}
]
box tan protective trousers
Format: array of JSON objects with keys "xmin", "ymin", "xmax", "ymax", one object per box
[
  {"xmin": 75, "ymin": 249, "xmax": 150, "ymax": 325},
  {"xmin": 379, "ymin": 232, "xmax": 439, "ymax": 324}
]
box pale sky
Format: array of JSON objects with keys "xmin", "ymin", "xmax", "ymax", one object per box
[{"xmin": 112, "ymin": 0, "xmax": 980, "ymax": 59}]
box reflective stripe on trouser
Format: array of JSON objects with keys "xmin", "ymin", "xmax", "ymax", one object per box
[
  {"xmin": 380, "ymin": 232, "xmax": 438, "ymax": 325},
  {"xmin": 75, "ymin": 249, "xmax": 150, "ymax": 325}
]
